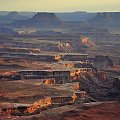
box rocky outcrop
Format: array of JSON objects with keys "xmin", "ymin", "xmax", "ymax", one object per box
[
  {"xmin": 107, "ymin": 76, "xmax": 120, "ymax": 99},
  {"xmin": 1, "ymin": 92, "xmax": 87, "ymax": 116},
  {"xmin": 89, "ymin": 56, "xmax": 113, "ymax": 70}
]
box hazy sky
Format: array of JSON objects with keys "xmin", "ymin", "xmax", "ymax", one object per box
[{"xmin": 0, "ymin": 0, "xmax": 119, "ymax": 12}]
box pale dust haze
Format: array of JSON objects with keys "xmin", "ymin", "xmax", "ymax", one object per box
[{"xmin": 0, "ymin": 0, "xmax": 119, "ymax": 12}]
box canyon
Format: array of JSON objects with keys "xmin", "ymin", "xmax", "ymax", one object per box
[{"xmin": 0, "ymin": 11, "xmax": 120, "ymax": 120}]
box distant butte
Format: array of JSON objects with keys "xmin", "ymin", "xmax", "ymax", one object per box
[
  {"xmin": 31, "ymin": 12, "xmax": 61, "ymax": 22},
  {"xmin": 90, "ymin": 12, "xmax": 120, "ymax": 22},
  {"xmin": 11, "ymin": 12, "xmax": 62, "ymax": 28}
]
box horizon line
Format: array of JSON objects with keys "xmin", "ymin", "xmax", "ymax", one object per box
[{"xmin": 0, "ymin": 10, "xmax": 120, "ymax": 13}]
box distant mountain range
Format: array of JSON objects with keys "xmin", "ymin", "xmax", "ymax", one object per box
[
  {"xmin": 0, "ymin": 11, "xmax": 96, "ymax": 22},
  {"xmin": 10, "ymin": 12, "xmax": 120, "ymax": 27},
  {"xmin": 11, "ymin": 12, "xmax": 62, "ymax": 28},
  {"xmin": 0, "ymin": 11, "xmax": 119, "ymax": 24},
  {"xmin": 0, "ymin": 11, "xmax": 120, "ymax": 35}
]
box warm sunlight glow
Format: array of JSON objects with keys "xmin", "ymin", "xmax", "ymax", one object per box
[{"xmin": 0, "ymin": 0, "xmax": 119, "ymax": 12}]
